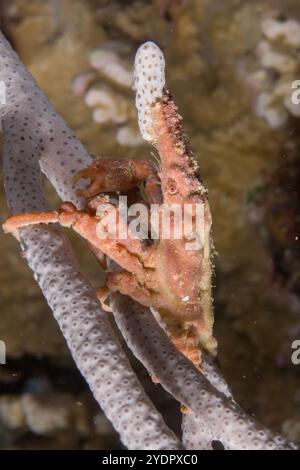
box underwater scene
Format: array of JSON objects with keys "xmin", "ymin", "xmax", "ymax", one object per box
[{"xmin": 0, "ymin": 0, "xmax": 300, "ymax": 452}]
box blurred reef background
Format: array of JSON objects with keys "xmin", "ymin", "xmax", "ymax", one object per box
[{"xmin": 0, "ymin": 0, "xmax": 300, "ymax": 449}]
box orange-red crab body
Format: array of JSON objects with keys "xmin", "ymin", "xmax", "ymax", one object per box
[{"xmin": 3, "ymin": 92, "xmax": 216, "ymax": 368}]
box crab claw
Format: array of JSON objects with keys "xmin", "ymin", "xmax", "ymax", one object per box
[
  {"xmin": 73, "ymin": 166, "xmax": 97, "ymax": 184},
  {"xmin": 73, "ymin": 158, "xmax": 162, "ymax": 202},
  {"xmin": 73, "ymin": 165, "xmax": 100, "ymax": 198}
]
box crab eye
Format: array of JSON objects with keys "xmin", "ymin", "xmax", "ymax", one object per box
[{"xmin": 166, "ymin": 178, "xmax": 178, "ymax": 195}]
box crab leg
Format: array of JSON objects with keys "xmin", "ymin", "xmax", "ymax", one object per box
[
  {"xmin": 3, "ymin": 211, "xmax": 60, "ymax": 240},
  {"xmin": 3, "ymin": 202, "xmax": 156, "ymax": 282},
  {"xmin": 99, "ymin": 271, "xmax": 161, "ymax": 309}
]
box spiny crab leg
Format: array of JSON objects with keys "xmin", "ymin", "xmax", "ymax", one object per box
[
  {"xmin": 3, "ymin": 211, "xmax": 60, "ymax": 240},
  {"xmin": 3, "ymin": 202, "xmax": 156, "ymax": 283},
  {"xmin": 2, "ymin": 202, "xmax": 81, "ymax": 237}
]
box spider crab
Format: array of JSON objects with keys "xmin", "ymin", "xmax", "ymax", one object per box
[{"xmin": 3, "ymin": 90, "xmax": 216, "ymax": 369}]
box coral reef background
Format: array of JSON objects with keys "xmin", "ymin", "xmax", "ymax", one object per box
[{"xmin": 0, "ymin": 0, "xmax": 300, "ymax": 449}]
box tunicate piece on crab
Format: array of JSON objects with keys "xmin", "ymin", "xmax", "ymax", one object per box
[
  {"xmin": 261, "ymin": 18, "xmax": 300, "ymax": 48},
  {"xmin": 133, "ymin": 41, "xmax": 165, "ymax": 143}
]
